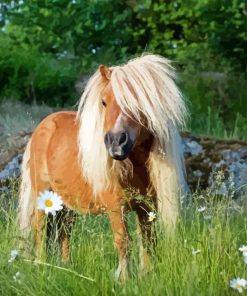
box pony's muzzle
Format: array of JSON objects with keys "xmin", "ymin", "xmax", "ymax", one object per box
[{"xmin": 104, "ymin": 131, "xmax": 133, "ymax": 160}]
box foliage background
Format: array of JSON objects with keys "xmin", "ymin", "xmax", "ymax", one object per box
[{"xmin": 0, "ymin": 0, "xmax": 246, "ymax": 139}]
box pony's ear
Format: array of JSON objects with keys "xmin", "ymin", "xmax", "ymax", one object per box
[{"xmin": 99, "ymin": 65, "xmax": 112, "ymax": 80}]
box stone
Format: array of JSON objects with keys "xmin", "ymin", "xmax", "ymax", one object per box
[{"xmin": 0, "ymin": 131, "xmax": 247, "ymax": 198}]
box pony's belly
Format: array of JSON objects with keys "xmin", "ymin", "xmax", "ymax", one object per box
[
  {"xmin": 50, "ymin": 182, "xmax": 99, "ymax": 214},
  {"xmin": 50, "ymin": 176, "xmax": 124, "ymax": 215},
  {"xmin": 50, "ymin": 181, "xmax": 123, "ymax": 215}
]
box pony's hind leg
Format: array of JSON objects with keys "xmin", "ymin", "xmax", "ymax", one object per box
[
  {"xmin": 31, "ymin": 172, "xmax": 74, "ymax": 263},
  {"xmin": 35, "ymin": 196, "xmax": 74, "ymax": 263},
  {"xmin": 56, "ymin": 208, "xmax": 75, "ymax": 263},
  {"xmin": 32, "ymin": 181, "xmax": 50, "ymax": 260},
  {"xmin": 108, "ymin": 206, "xmax": 130, "ymax": 281}
]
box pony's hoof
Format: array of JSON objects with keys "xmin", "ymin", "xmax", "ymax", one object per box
[
  {"xmin": 140, "ymin": 253, "xmax": 153, "ymax": 275},
  {"xmin": 61, "ymin": 254, "xmax": 70, "ymax": 265},
  {"xmin": 140, "ymin": 262, "xmax": 153, "ymax": 275},
  {"xmin": 114, "ymin": 264, "xmax": 129, "ymax": 282}
]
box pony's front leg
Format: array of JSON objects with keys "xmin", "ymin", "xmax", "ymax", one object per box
[
  {"xmin": 136, "ymin": 208, "xmax": 156, "ymax": 274},
  {"xmin": 108, "ymin": 206, "xmax": 129, "ymax": 281}
]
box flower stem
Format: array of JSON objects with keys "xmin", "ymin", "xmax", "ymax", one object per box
[{"xmin": 22, "ymin": 259, "xmax": 95, "ymax": 282}]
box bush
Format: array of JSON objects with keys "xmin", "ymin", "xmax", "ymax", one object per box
[
  {"xmin": 0, "ymin": 0, "xmax": 246, "ymax": 137},
  {"xmin": 0, "ymin": 31, "xmax": 78, "ymax": 106}
]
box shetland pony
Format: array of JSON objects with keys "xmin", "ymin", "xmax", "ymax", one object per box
[{"xmin": 18, "ymin": 54, "xmax": 187, "ymax": 280}]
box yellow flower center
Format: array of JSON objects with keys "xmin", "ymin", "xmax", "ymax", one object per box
[
  {"xmin": 236, "ymin": 284, "xmax": 242, "ymax": 289},
  {"xmin": 45, "ymin": 200, "xmax": 53, "ymax": 207}
]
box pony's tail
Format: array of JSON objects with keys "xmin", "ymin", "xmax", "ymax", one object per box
[
  {"xmin": 18, "ymin": 139, "xmax": 34, "ymax": 237},
  {"xmin": 149, "ymin": 124, "xmax": 188, "ymax": 232}
]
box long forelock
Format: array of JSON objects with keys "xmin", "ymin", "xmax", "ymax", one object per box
[
  {"xmin": 111, "ymin": 54, "xmax": 187, "ymax": 144},
  {"xmin": 77, "ymin": 71, "xmax": 130, "ymax": 196}
]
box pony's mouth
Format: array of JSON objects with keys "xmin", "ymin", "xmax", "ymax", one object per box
[
  {"xmin": 111, "ymin": 154, "xmax": 128, "ymax": 161},
  {"xmin": 107, "ymin": 142, "xmax": 134, "ymax": 161}
]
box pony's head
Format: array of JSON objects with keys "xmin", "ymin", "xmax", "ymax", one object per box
[
  {"xmin": 77, "ymin": 54, "xmax": 187, "ymax": 195},
  {"xmin": 99, "ymin": 65, "xmax": 142, "ymax": 160}
]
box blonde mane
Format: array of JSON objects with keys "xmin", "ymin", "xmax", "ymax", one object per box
[{"xmin": 77, "ymin": 54, "xmax": 188, "ymax": 228}]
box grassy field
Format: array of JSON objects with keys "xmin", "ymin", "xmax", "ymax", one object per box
[
  {"xmin": 0, "ymin": 101, "xmax": 246, "ymax": 295},
  {"xmin": 0, "ymin": 185, "xmax": 247, "ymax": 296}
]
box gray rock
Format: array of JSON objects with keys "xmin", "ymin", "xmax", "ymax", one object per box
[
  {"xmin": 0, "ymin": 154, "xmax": 22, "ymax": 181},
  {"xmin": 182, "ymin": 138, "xmax": 204, "ymax": 156},
  {"xmin": 0, "ymin": 133, "xmax": 246, "ymax": 199}
]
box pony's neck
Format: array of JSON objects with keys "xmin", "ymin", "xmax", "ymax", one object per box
[{"xmin": 129, "ymin": 133, "xmax": 154, "ymax": 167}]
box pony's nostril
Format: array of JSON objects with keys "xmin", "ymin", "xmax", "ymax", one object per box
[
  {"xmin": 104, "ymin": 132, "xmax": 113, "ymax": 146},
  {"xmin": 105, "ymin": 131, "xmax": 128, "ymax": 147},
  {"xmin": 118, "ymin": 132, "xmax": 128, "ymax": 146}
]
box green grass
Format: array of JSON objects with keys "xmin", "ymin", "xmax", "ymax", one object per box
[
  {"xmin": 0, "ymin": 98, "xmax": 246, "ymax": 295},
  {"xmin": 188, "ymin": 107, "xmax": 247, "ymax": 142},
  {"xmin": 180, "ymin": 70, "xmax": 247, "ymax": 142},
  {"xmin": 0, "ymin": 186, "xmax": 247, "ymax": 296}
]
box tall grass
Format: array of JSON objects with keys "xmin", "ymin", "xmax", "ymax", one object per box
[
  {"xmin": 188, "ymin": 107, "xmax": 247, "ymax": 142},
  {"xmin": 181, "ymin": 68, "xmax": 247, "ymax": 142},
  {"xmin": 0, "ymin": 185, "xmax": 247, "ymax": 296}
]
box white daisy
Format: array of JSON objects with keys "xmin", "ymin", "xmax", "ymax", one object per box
[
  {"xmin": 13, "ymin": 271, "xmax": 21, "ymax": 281},
  {"xmin": 8, "ymin": 249, "xmax": 18, "ymax": 263},
  {"xmin": 239, "ymin": 245, "xmax": 247, "ymax": 257},
  {"xmin": 148, "ymin": 212, "xmax": 156, "ymax": 222},
  {"xmin": 37, "ymin": 190, "xmax": 63, "ymax": 216},
  {"xmin": 230, "ymin": 278, "xmax": 247, "ymax": 293},
  {"xmin": 197, "ymin": 206, "xmax": 206, "ymax": 212},
  {"xmin": 192, "ymin": 249, "xmax": 201, "ymax": 255}
]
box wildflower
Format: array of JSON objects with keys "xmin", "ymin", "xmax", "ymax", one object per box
[
  {"xmin": 230, "ymin": 278, "xmax": 247, "ymax": 293},
  {"xmin": 8, "ymin": 250, "xmax": 18, "ymax": 263},
  {"xmin": 13, "ymin": 271, "xmax": 21, "ymax": 281},
  {"xmin": 197, "ymin": 206, "xmax": 206, "ymax": 212},
  {"xmin": 148, "ymin": 212, "xmax": 156, "ymax": 222},
  {"xmin": 37, "ymin": 190, "xmax": 63, "ymax": 216},
  {"xmin": 198, "ymin": 195, "xmax": 205, "ymax": 200},
  {"xmin": 192, "ymin": 249, "xmax": 201, "ymax": 255},
  {"xmin": 239, "ymin": 245, "xmax": 247, "ymax": 257}
]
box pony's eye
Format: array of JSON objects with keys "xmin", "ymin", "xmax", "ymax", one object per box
[{"xmin": 102, "ymin": 100, "xmax": 107, "ymax": 107}]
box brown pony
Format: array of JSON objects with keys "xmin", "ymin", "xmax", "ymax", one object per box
[{"xmin": 18, "ymin": 54, "xmax": 188, "ymax": 281}]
